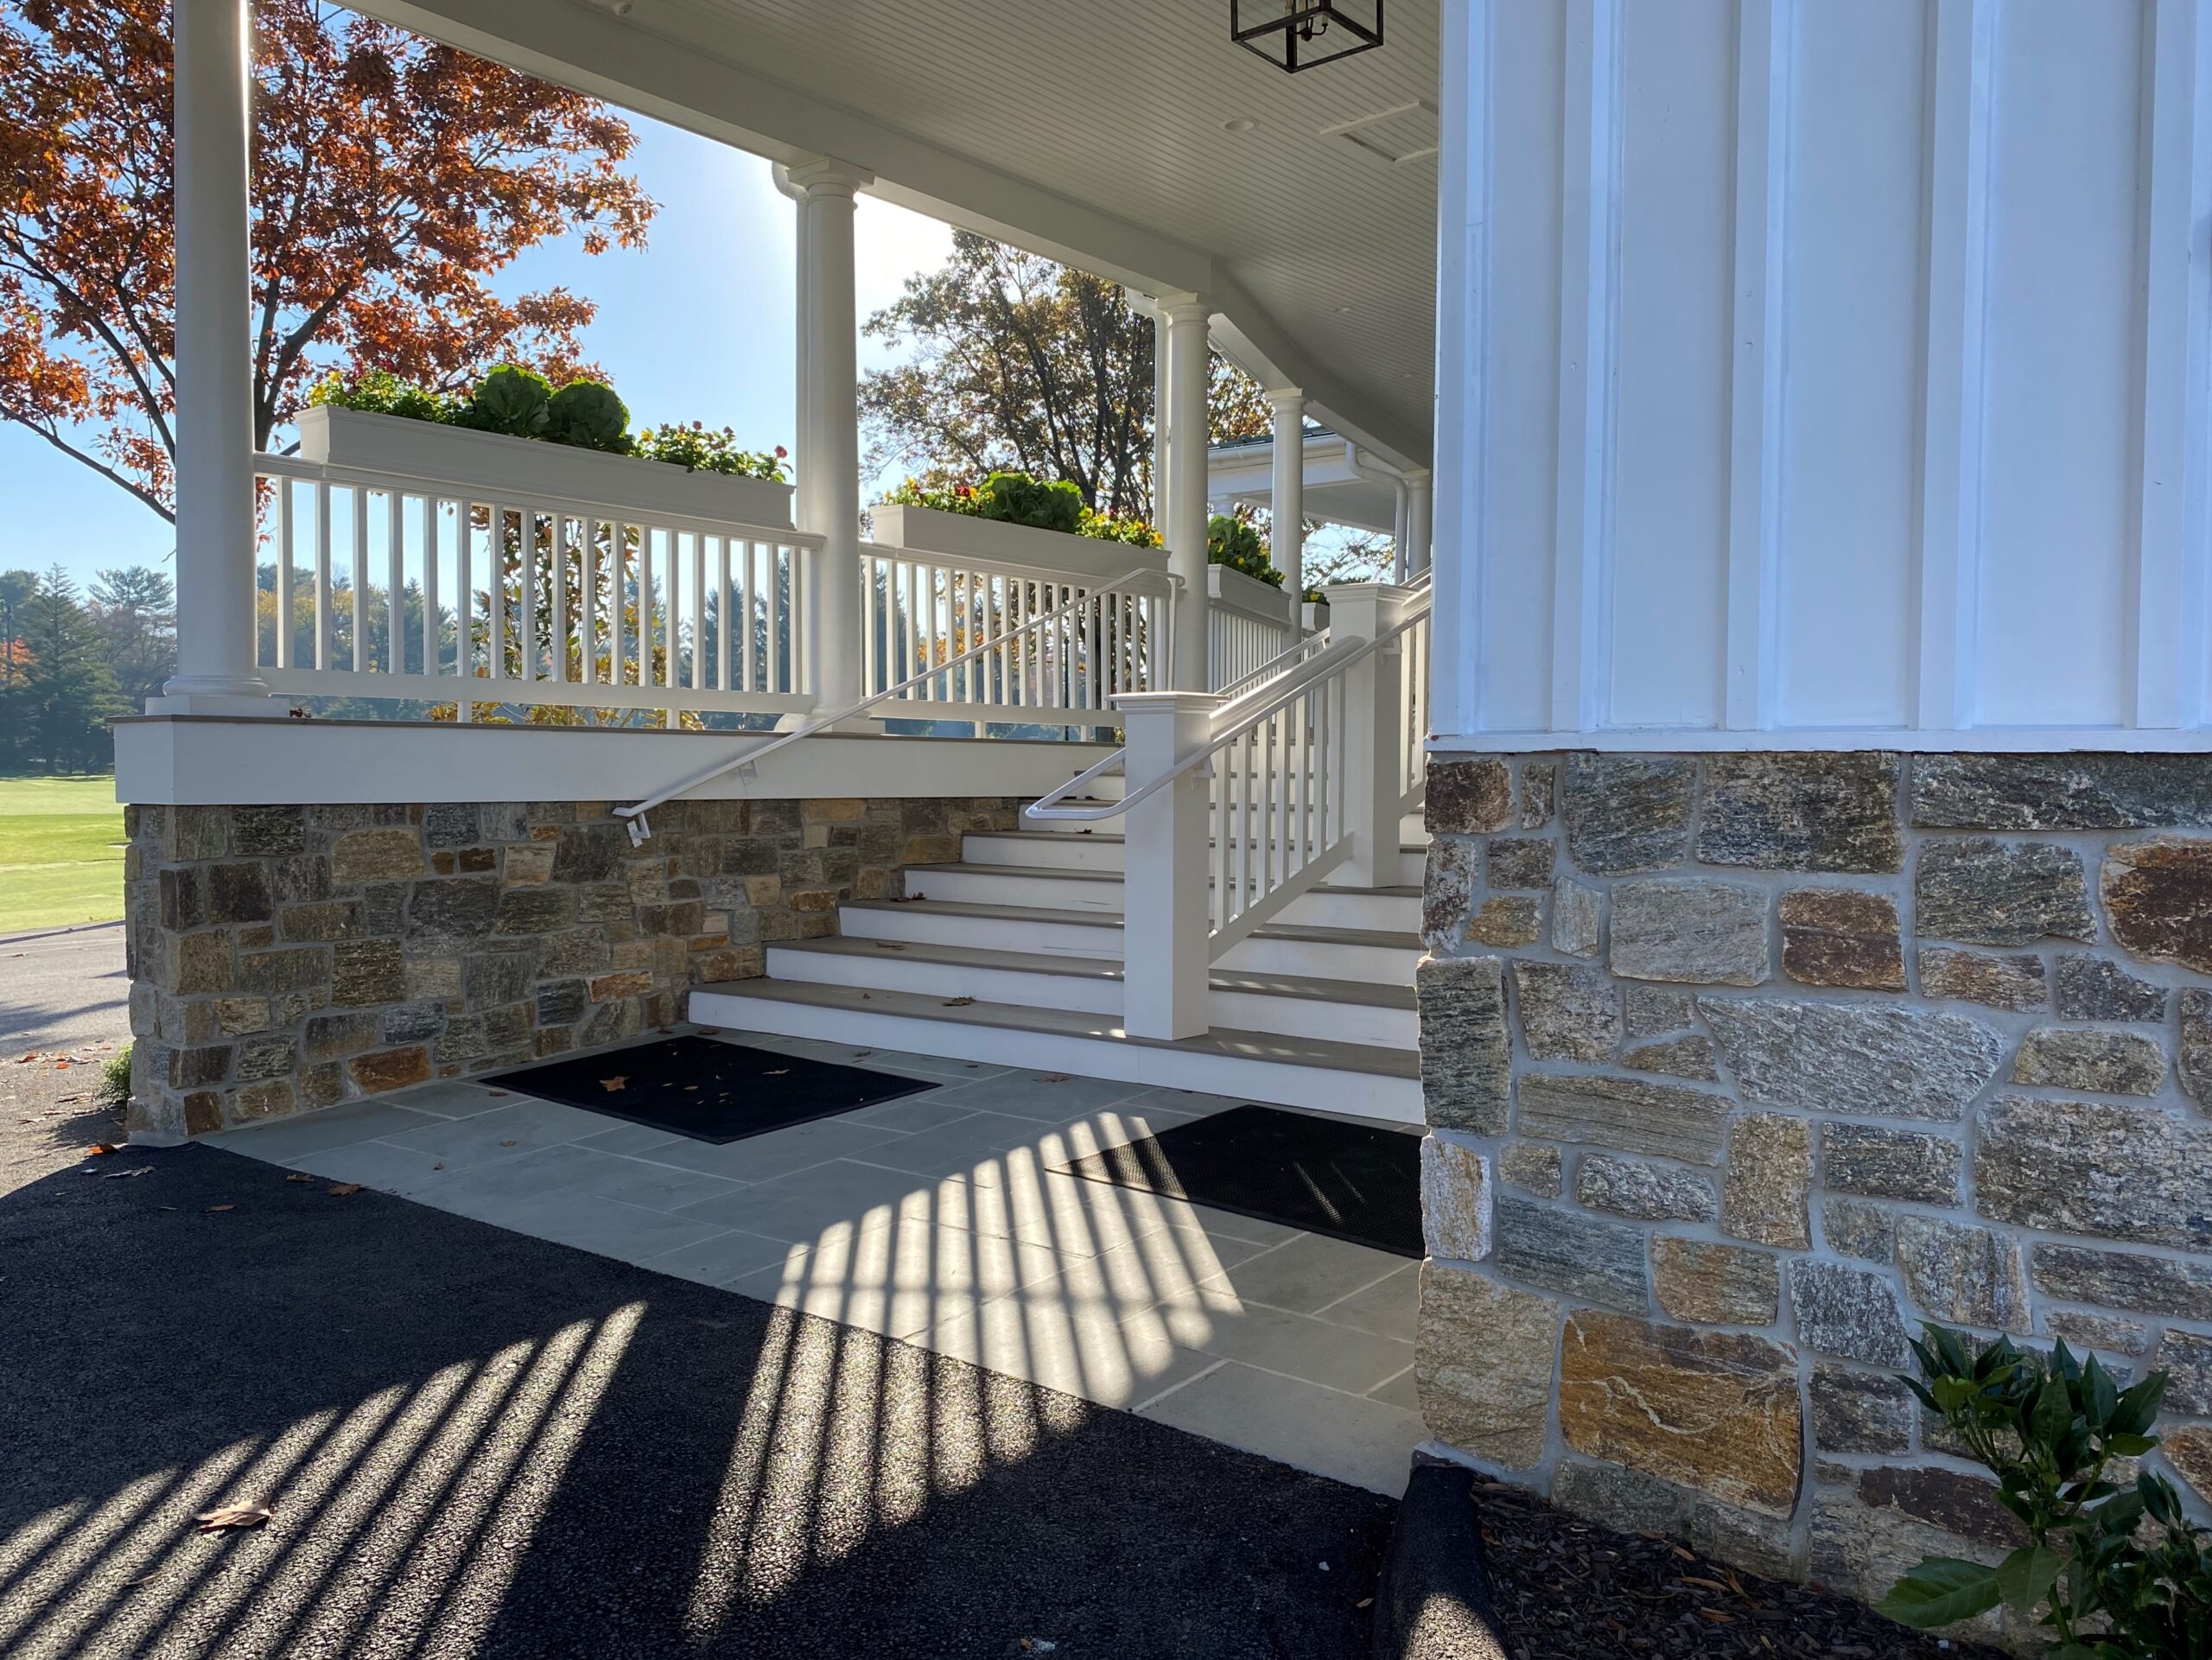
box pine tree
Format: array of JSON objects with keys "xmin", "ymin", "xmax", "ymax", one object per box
[{"xmin": 17, "ymin": 567, "xmax": 124, "ymax": 773}]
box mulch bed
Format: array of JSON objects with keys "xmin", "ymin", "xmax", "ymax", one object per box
[{"xmin": 1471, "ymin": 1480, "xmax": 2007, "ymax": 1660}]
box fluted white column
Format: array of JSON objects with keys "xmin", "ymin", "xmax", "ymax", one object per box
[
  {"xmin": 780, "ymin": 156, "xmax": 873, "ymax": 711},
  {"xmin": 1269, "ymin": 389, "xmax": 1306, "ymax": 602},
  {"xmin": 162, "ymin": 0, "xmax": 267, "ymax": 709},
  {"xmin": 1159, "ymin": 294, "xmax": 1212, "ymax": 690}
]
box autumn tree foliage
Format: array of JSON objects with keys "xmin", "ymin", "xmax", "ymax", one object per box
[
  {"xmin": 0, "ymin": 0, "xmax": 656, "ymax": 521},
  {"xmin": 862, "ymin": 230, "xmax": 1272, "ymax": 524}
]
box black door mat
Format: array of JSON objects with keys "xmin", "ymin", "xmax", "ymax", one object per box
[
  {"xmin": 1051, "ymin": 1103, "xmax": 1423, "ymax": 1256},
  {"xmin": 486, "ymin": 1034, "xmax": 935, "ymax": 1145}
]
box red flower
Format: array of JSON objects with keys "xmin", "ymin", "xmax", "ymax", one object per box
[
  {"xmin": 955, "ymin": 485, "xmax": 973, "ymax": 497},
  {"xmin": 774, "ymin": 444, "xmax": 788, "ymax": 458}
]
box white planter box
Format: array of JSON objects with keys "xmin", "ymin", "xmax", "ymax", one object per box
[
  {"xmin": 1208, "ymin": 559, "xmax": 1297, "ymax": 625},
  {"xmin": 296, "ymin": 404, "xmax": 795, "ymax": 531},
  {"xmin": 868, "ymin": 502, "xmax": 1166, "ymax": 582}
]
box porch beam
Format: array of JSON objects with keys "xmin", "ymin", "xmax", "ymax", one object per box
[{"xmin": 162, "ymin": 0, "xmax": 269, "ymax": 709}]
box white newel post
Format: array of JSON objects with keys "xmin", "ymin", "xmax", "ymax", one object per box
[
  {"xmin": 1116, "ymin": 690, "xmax": 1216, "ymax": 1040},
  {"xmin": 1406, "ymin": 471, "xmax": 1433, "ymax": 576},
  {"xmin": 1325, "ymin": 582, "xmax": 1411, "ymax": 887},
  {"xmin": 1160, "ymin": 294, "xmax": 1212, "ymax": 690},
  {"xmin": 161, "ymin": 0, "xmax": 268, "ymax": 709},
  {"xmin": 1269, "ymin": 389, "xmax": 1306, "ymax": 603},
  {"xmin": 782, "ymin": 156, "xmax": 873, "ymax": 712}
]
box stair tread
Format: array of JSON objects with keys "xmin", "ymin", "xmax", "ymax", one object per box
[
  {"xmin": 768, "ymin": 936, "xmax": 1415, "ymax": 1008},
  {"xmin": 696, "ymin": 979, "xmax": 1421, "ymax": 1077},
  {"xmin": 912, "ymin": 863, "xmax": 1422, "ymax": 901},
  {"xmin": 976, "ymin": 830, "xmax": 1433, "ymax": 855},
  {"xmin": 842, "ymin": 898, "xmax": 1421, "ymax": 951}
]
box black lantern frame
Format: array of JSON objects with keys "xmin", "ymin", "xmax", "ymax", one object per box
[{"xmin": 1230, "ymin": 0, "xmax": 1384, "ymax": 74}]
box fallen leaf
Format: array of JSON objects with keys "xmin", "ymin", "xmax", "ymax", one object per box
[
  {"xmin": 194, "ymin": 1504, "xmax": 270, "ymax": 1534},
  {"xmin": 657, "ymin": 1026, "xmax": 675, "ymax": 1035},
  {"xmin": 1681, "ymin": 1576, "xmax": 1730, "ymax": 1594},
  {"xmin": 697, "ymin": 1027, "xmax": 721, "ymax": 1036},
  {"xmin": 487, "ymin": 1090, "xmax": 509, "ymax": 1097},
  {"xmin": 498, "ymin": 1139, "xmax": 518, "ymax": 1147},
  {"xmin": 872, "ymin": 941, "xmax": 910, "ymax": 952},
  {"xmin": 1697, "ymin": 1609, "xmax": 1733, "ymax": 1625},
  {"xmin": 944, "ymin": 996, "xmax": 976, "ymax": 1008},
  {"xmin": 124, "ymin": 1570, "xmax": 162, "ymax": 1587},
  {"xmin": 1357, "ymin": 1598, "xmax": 1374, "ymax": 1610},
  {"xmin": 764, "ymin": 1068, "xmax": 789, "ymax": 1077},
  {"xmin": 14, "ymin": 1053, "xmax": 39, "ymax": 1064},
  {"xmin": 101, "ymin": 1166, "xmax": 156, "ymax": 1180},
  {"xmin": 1037, "ymin": 1073, "xmax": 1072, "ymax": 1084},
  {"xmin": 207, "ymin": 1205, "xmax": 234, "ymax": 1213},
  {"xmin": 1671, "ymin": 1545, "xmax": 1697, "ymax": 1562},
  {"xmin": 599, "ymin": 1078, "xmax": 626, "ymax": 1093},
  {"xmin": 851, "ymin": 1050, "xmax": 873, "ymax": 1059},
  {"xmin": 284, "ymin": 1173, "xmax": 315, "ymax": 1184},
  {"xmin": 432, "ymin": 1163, "xmax": 444, "ymax": 1171},
  {"xmin": 86, "ymin": 1142, "xmax": 120, "ymax": 1155},
  {"xmin": 327, "ymin": 1183, "xmax": 362, "ymax": 1196}
]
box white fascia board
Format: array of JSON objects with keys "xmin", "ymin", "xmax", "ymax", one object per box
[
  {"xmin": 353, "ymin": 0, "xmax": 1429, "ymax": 474},
  {"xmin": 113, "ymin": 718, "xmax": 1122, "ymax": 806}
]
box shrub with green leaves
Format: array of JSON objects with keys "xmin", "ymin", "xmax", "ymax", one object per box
[
  {"xmin": 633, "ymin": 423, "xmax": 787, "ymax": 480},
  {"xmin": 543, "ymin": 379, "xmax": 631, "ymax": 452},
  {"xmin": 464, "ymin": 365, "xmax": 553, "ymax": 437},
  {"xmin": 100, "ymin": 1045, "xmax": 131, "ymax": 1111},
  {"xmin": 1208, "ymin": 511, "xmax": 1283, "ymax": 588},
  {"xmin": 974, "ymin": 470, "xmax": 1084, "ymax": 536},
  {"xmin": 308, "ymin": 371, "xmax": 465, "ymax": 425},
  {"xmin": 1879, "ymin": 1324, "xmax": 2209, "ymax": 1657}
]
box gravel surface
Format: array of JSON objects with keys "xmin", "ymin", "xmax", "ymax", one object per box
[
  {"xmin": 1, "ymin": 921, "xmax": 130, "ymax": 1195},
  {"xmin": 1472, "ymin": 1479, "xmax": 2005, "ymax": 1660}
]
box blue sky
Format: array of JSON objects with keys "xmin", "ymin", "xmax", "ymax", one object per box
[{"xmin": 1, "ymin": 118, "xmax": 952, "ymax": 590}]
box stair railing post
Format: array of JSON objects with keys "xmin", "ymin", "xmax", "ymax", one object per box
[
  {"xmin": 1115, "ymin": 690, "xmax": 1217, "ymax": 1040},
  {"xmin": 1324, "ymin": 582, "xmax": 1412, "ymax": 888}
]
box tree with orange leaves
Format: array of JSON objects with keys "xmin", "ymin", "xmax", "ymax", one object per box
[{"xmin": 0, "ymin": 0, "xmax": 656, "ymax": 521}]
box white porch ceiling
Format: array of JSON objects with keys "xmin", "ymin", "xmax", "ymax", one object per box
[{"xmin": 357, "ymin": 0, "xmax": 1439, "ymax": 469}]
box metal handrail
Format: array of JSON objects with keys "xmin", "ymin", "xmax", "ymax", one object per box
[
  {"xmin": 1022, "ymin": 590, "xmax": 1432, "ymax": 826},
  {"xmin": 617, "ymin": 565, "xmax": 1178, "ymax": 842}
]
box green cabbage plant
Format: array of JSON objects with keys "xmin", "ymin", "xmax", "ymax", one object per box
[
  {"xmin": 466, "ymin": 365, "xmax": 553, "ymax": 436},
  {"xmin": 1208, "ymin": 511, "xmax": 1281, "ymax": 587},
  {"xmin": 544, "ymin": 379, "xmax": 631, "ymax": 452},
  {"xmin": 1879, "ymin": 1324, "xmax": 2209, "ymax": 1658}
]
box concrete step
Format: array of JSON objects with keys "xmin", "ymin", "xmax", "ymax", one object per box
[
  {"xmin": 837, "ymin": 900, "xmax": 1424, "ymax": 985},
  {"xmin": 904, "ymin": 862, "xmax": 1424, "ymax": 933},
  {"xmin": 765, "ymin": 936, "xmax": 1419, "ymax": 1047},
  {"xmin": 689, "ymin": 978, "xmax": 1422, "ymax": 1123}
]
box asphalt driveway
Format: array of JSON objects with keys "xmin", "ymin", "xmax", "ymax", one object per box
[{"xmin": 0, "ymin": 927, "xmax": 1395, "ymax": 1658}]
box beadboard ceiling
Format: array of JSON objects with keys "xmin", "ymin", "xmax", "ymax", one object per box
[{"xmin": 364, "ymin": 0, "xmax": 1440, "ymax": 465}]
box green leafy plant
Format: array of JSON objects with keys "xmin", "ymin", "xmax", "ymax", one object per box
[
  {"xmin": 1077, "ymin": 506, "xmax": 1160, "ymax": 548},
  {"xmin": 973, "ymin": 470, "xmax": 1084, "ymax": 535},
  {"xmin": 1208, "ymin": 510, "xmax": 1282, "ymax": 588},
  {"xmin": 1879, "ymin": 1324, "xmax": 2210, "ymax": 1657},
  {"xmin": 100, "ymin": 1044, "xmax": 131, "ymax": 1110},
  {"xmin": 633, "ymin": 423, "xmax": 788, "ymax": 480},
  {"xmin": 308, "ymin": 370, "xmax": 465, "ymax": 425},
  {"xmin": 463, "ymin": 365, "xmax": 553, "ymax": 437},
  {"xmin": 543, "ymin": 378, "xmax": 630, "ymax": 452}
]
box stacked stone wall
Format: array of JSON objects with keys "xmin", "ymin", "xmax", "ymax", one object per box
[
  {"xmin": 122, "ymin": 795, "xmax": 1019, "ymax": 1137},
  {"xmin": 1415, "ymin": 750, "xmax": 2212, "ymax": 1633}
]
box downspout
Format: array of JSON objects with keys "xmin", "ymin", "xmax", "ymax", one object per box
[{"xmin": 1346, "ymin": 444, "xmax": 1413, "ymax": 583}]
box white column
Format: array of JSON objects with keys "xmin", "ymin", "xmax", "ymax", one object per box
[
  {"xmin": 161, "ymin": 0, "xmax": 267, "ymax": 709},
  {"xmin": 1159, "ymin": 294, "xmax": 1212, "ymax": 691},
  {"xmin": 1268, "ymin": 389, "xmax": 1306, "ymax": 601},
  {"xmin": 1324, "ymin": 582, "xmax": 1411, "ymax": 887},
  {"xmin": 1115, "ymin": 690, "xmax": 1217, "ymax": 1040},
  {"xmin": 1406, "ymin": 470, "xmax": 1433, "ymax": 576},
  {"xmin": 781, "ymin": 156, "xmax": 873, "ymax": 713},
  {"xmin": 1391, "ymin": 480, "xmax": 1411, "ymax": 583},
  {"xmin": 1151, "ymin": 302, "xmax": 1172, "ymax": 526}
]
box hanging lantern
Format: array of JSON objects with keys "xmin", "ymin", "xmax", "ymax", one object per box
[{"xmin": 1230, "ymin": 0, "xmax": 1383, "ymax": 73}]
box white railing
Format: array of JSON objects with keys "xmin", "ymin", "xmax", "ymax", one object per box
[
  {"xmin": 861, "ymin": 544, "xmax": 1168, "ymax": 722},
  {"xmin": 617, "ymin": 566, "xmax": 1179, "ymax": 842},
  {"xmin": 252, "ymin": 455, "xmax": 817, "ymax": 720},
  {"xmin": 1030, "ymin": 583, "xmax": 1430, "ymax": 936},
  {"xmin": 1205, "ymin": 563, "xmax": 1300, "ymax": 693}
]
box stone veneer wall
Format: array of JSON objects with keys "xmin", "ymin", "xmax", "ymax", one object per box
[
  {"xmin": 123, "ymin": 795, "xmax": 1019, "ymax": 1138},
  {"xmin": 1414, "ymin": 750, "xmax": 2212, "ymax": 1634}
]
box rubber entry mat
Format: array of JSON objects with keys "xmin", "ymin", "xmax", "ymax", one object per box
[
  {"xmin": 1052, "ymin": 1103, "xmax": 1423, "ymax": 1256},
  {"xmin": 487, "ymin": 1035, "xmax": 934, "ymax": 1144}
]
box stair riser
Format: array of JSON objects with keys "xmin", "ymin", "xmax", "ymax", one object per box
[
  {"xmin": 907, "ymin": 867, "xmax": 1420, "ymax": 932},
  {"xmin": 766, "ymin": 944, "xmax": 1419, "ymax": 1048},
  {"xmin": 843, "ymin": 906, "xmax": 1125, "ymax": 959},
  {"xmin": 688, "ymin": 989, "xmax": 1424, "ymax": 1123},
  {"xmin": 969, "ymin": 834, "xmax": 1427, "ymax": 885},
  {"xmin": 1217, "ymin": 934, "xmax": 1421, "ymax": 984}
]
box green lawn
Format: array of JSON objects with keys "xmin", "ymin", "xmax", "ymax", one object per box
[{"xmin": 0, "ymin": 775, "xmax": 127, "ymax": 934}]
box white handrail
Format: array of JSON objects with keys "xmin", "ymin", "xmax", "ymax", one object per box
[
  {"xmin": 617, "ymin": 565, "xmax": 1177, "ymax": 842},
  {"xmin": 1212, "ymin": 626, "xmax": 1331, "ymax": 703},
  {"xmin": 1023, "ymin": 607, "xmax": 1425, "ymax": 827}
]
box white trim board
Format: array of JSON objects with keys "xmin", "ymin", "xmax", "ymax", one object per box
[{"xmin": 112, "ymin": 718, "xmax": 1119, "ymax": 805}]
